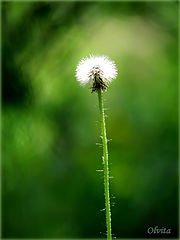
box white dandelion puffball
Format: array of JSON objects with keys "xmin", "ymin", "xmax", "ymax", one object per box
[{"xmin": 75, "ymin": 55, "xmax": 117, "ymax": 92}]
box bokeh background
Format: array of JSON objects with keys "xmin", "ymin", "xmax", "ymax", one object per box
[{"xmin": 2, "ymin": 1, "xmax": 178, "ymax": 239}]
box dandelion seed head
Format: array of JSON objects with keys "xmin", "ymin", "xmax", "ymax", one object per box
[{"xmin": 75, "ymin": 54, "xmax": 117, "ymax": 92}]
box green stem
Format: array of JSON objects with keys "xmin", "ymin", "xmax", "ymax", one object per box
[{"xmin": 98, "ymin": 88, "xmax": 112, "ymax": 240}]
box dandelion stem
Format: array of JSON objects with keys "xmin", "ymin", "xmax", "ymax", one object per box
[{"xmin": 98, "ymin": 88, "xmax": 112, "ymax": 240}]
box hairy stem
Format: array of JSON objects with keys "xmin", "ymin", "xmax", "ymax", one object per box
[{"xmin": 98, "ymin": 88, "xmax": 112, "ymax": 240}]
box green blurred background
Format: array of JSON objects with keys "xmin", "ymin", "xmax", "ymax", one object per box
[{"xmin": 2, "ymin": 1, "xmax": 178, "ymax": 239}]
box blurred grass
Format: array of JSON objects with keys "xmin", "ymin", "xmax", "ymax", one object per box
[{"xmin": 2, "ymin": 1, "xmax": 178, "ymax": 239}]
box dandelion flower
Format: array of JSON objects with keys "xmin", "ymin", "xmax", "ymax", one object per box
[
  {"xmin": 75, "ymin": 55, "xmax": 117, "ymax": 92},
  {"xmin": 76, "ymin": 54, "xmax": 118, "ymax": 239}
]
